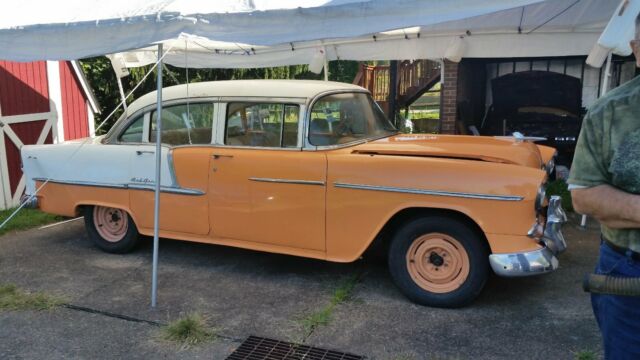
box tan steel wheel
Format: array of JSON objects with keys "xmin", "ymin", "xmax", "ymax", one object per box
[
  {"xmin": 406, "ymin": 233, "xmax": 471, "ymax": 293},
  {"xmin": 92, "ymin": 206, "xmax": 128, "ymax": 243}
]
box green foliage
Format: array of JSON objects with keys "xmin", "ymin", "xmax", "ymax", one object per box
[
  {"xmin": 162, "ymin": 313, "xmax": 215, "ymax": 347},
  {"xmin": 0, "ymin": 284, "xmax": 64, "ymax": 311},
  {"xmin": 0, "ymin": 208, "xmax": 64, "ymax": 237},
  {"xmin": 300, "ymin": 274, "xmax": 360, "ymax": 340},
  {"xmin": 573, "ymin": 350, "xmax": 597, "ymax": 360},
  {"xmin": 545, "ymin": 179, "xmax": 573, "ymax": 212},
  {"xmin": 79, "ymin": 57, "xmax": 359, "ymax": 134}
]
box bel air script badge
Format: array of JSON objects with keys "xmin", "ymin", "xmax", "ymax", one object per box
[{"xmin": 130, "ymin": 177, "xmax": 154, "ymax": 184}]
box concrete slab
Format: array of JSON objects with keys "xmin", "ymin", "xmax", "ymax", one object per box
[{"xmin": 0, "ymin": 213, "xmax": 602, "ymax": 359}]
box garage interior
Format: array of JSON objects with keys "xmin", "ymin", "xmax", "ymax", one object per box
[{"xmin": 356, "ymin": 56, "xmax": 638, "ymax": 168}]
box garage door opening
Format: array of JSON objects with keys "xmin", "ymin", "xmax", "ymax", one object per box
[{"xmin": 481, "ymin": 71, "xmax": 583, "ymax": 166}]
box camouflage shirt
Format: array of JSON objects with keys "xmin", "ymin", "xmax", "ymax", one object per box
[{"xmin": 569, "ymin": 75, "xmax": 640, "ymax": 253}]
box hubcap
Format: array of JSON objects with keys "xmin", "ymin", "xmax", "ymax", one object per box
[
  {"xmin": 406, "ymin": 233, "xmax": 470, "ymax": 293},
  {"xmin": 93, "ymin": 206, "xmax": 128, "ymax": 242}
]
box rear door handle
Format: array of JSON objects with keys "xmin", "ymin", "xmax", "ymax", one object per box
[{"xmin": 212, "ymin": 154, "xmax": 234, "ymax": 159}]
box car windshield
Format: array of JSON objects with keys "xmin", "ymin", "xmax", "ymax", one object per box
[{"xmin": 309, "ymin": 92, "xmax": 396, "ymax": 146}]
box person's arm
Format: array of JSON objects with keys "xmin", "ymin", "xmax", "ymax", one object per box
[{"xmin": 572, "ymin": 185, "xmax": 640, "ymax": 229}]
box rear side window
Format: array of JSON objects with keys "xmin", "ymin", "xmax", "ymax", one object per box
[
  {"xmin": 150, "ymin": 103, "xmax": 214, "ymax": 145},
  {"xmin": 225, "ymin": 103, "xmax": 299, "ymax": 148},
  {"xmin": 119, "ymin": 115, "xmax": 145, "ymax": 143}
]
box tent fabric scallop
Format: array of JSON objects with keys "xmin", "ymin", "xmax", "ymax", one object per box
[
  {"xmin": 112, "ymin": 0, "xmax": 621, "ymax": 69},
  {"xmin": 1, "ymin": 0, "xmax": 544, "ymax": 61}
]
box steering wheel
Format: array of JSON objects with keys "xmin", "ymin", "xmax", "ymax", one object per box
[{"xmin": 333, "ymin": 118, "xmax": 354, "ymax": 137}]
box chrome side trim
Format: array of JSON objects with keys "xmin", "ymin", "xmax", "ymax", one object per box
[
  {"xmin": 34, "ymin": 178, "xmax": 127, "ymax": 190},
  {"xmin": 167, "ymin": 149, "xmax": 178, "ymax": 187},
  {"xmin": 333, "ymin": 182, "xmax": 523, "ymax": 201},
  {"xmin": 249, "ymin": 177, "xmax": 325, "ymax": 186},
  {"xmin": 128, "ymin": 184, "xmax": 205, "ymax": 196},
  {"xmin": 33, "ymin": 178, "xmax": 204, "ymax": 196},
  {"xmin": 489, "ymin": 247, "xmax": 558, "ymax": 277}
]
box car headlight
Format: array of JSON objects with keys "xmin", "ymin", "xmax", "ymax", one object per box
[{"xmin": 535, "ymin": 185, "xmax": 547, "ymax": 212}]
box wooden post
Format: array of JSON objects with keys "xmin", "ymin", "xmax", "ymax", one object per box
[{"xmin": 388, "ymin": 60, "xmax": 398, "ymax": 127}]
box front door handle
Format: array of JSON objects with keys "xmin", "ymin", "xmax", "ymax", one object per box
[
  {"xmin": 136, "ymin": 150, "xmax": 154, "ymax": 155},
  {"xmin": 212, "ymin": 154, "xmax": 234, "ymax": 159}
]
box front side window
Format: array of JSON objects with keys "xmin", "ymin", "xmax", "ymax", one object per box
[
  {"xmin": 150, "ymin": 103, "xmax": 214, "ymax": 145},
  {"xmin": 225, "ymin": 103, "xmax": 300, "ymax": 148},
  {"xmin": 309, "ymin": 92, "xmax": 396, "ymax": 146},
  {"xmin": 118, "ymin": 115, "xmax": 145, "ymax": 143}
]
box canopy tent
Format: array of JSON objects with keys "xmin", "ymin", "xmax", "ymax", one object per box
[
  {"xmin": 2, "ymin": 0, "xmax": 635, "ymax": 307},
  {"xmin": 0, "ymin": 0, "xmax": 544, "ymax": 62},
  {"xmin": 107, "ymin": 0, "xmax": 619, "ymax": 71},
  {"xmin": 587, "ymin": 0, "xmax": 640, "ymax": 67}
]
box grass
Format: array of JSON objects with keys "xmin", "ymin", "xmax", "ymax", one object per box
[
  {"xmin": 300, "ymin": 274, "xmax": 360, "ymax": 340},
  {"xmin": 573, "ymin": 350, "xmax": 597, "ymax": 360},
  {"xmin": 0, "ymin": 208, "xmax": 64, "ymax": 237},
  {"xmin": 0, "ymin": 284, "xmax": 64, "ymax": 311},
  {"xmin": 162, "ymin": 313, "xmax": 216, "ymax": 348},
  {"xmin": 546, "ymin": 179, "xmax": 573, "ymax": 212}
]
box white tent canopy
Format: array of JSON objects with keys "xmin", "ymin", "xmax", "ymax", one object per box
[
  {"xmin": 0, "ymin": 0, "xmax": 544, "ymax": 62},
  {"xmin": 587, "ymin": 0, "xmax": 640, "ymax": 67},
  {"xmin": 107, "ymin": 0, "xmax": 619, "ymax": 70}
]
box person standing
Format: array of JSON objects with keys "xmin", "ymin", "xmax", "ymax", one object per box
[{"xmin": 568, "ymin": 15, "xmax": 640, "ymax": 360}]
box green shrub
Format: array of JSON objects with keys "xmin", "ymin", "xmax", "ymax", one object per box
[{"xmin": 545, "ymin": 179, "xmax": 573, "ymax": 212}]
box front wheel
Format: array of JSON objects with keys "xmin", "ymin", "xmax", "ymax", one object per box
[
  {"xmin": 84, "ymin": 205, "xmax": 139, "ymax": 254},
  {"xmin": 388, "ymin": 216, "xmax": 489, "ymax": 308}
]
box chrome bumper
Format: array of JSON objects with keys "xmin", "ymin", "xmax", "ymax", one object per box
[
  {"xmin": 19, "ymin": 194, "xmax": 39, "ymax": 209},
  {"xmin": 489, "ymin": 247, "xmax": 559, "ymax": 277},
  {"xmin": 490, "ymin": 195, "xmax": 567, "ymax": 277}
]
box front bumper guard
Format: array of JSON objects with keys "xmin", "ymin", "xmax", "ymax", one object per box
[{"xmin": 490, "ymin": 195, "xmax": 567, "ymax": 277}]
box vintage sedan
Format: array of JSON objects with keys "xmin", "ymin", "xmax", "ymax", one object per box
[{"xmin": 21, "ymin": 80, "xmax": 566, "ymax": 308}]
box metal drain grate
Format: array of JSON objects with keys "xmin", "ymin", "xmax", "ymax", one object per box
[{"xmin": 226, "ymin": 336, "xmax": 365, "ymax": 360}]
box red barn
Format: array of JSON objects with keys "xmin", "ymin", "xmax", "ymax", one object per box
[{"xmin": 0, "ymin": 60, "xmax": 99, "ymax": 210}]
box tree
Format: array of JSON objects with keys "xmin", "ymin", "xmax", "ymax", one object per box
[{"xmin": 80, "ymin": 57, "xmax": 359, "ymax": 133}]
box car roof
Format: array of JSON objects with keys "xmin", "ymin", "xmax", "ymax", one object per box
[{"xmin": 126, "ymin": 80, "xmax": 367, "ymax": 116}]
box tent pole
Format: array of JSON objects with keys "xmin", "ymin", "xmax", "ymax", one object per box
[
  {"xmin": 323, "ymin": 48, "xmax": 329, "ymax": 81},
  {"xmin": 151, "ymin": 43, "xmax": 163, "ymax": 308},
  {"xmin": 117, "ymin": 76, "xmax": 128, "ymax": 111}
]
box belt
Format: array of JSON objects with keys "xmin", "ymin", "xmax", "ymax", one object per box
[{"xmin": 603, "ymin": 237, "xmax": 640, "ymax": 261}]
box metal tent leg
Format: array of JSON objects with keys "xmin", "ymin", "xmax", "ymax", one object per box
[{"xmin": 151, "ymin": 43, "xmax": 163, "ymax": 308}]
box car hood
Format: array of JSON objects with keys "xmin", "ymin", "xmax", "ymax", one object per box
[{"xmin": 351, "ymin": 134, "xmax": 544, "ymax": 168}]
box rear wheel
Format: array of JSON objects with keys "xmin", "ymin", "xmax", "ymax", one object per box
[
  {"xmin": 388, "ymin": 216, "xmax": 489, "ymax": 308},
  {"xmin": 84, "ymin": 205, "xmax": 139, "ymax": 253}
]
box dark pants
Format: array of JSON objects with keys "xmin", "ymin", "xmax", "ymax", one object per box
[{"xmin": 592, "ymin": 242, "xmax": 640, "ymax": 360}]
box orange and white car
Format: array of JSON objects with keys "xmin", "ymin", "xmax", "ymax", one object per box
[{"xmin": 20, "ymin": 80, "xmax": 566, "ymax": 307}]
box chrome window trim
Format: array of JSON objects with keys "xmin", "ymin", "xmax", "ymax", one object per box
[
  {"xmin": 249, "ymin": 177, "xmax": 325, "ymax": 186},
  {"xmin": 167, "ymin": 149, "xmax": 178, "ymax": 187},
  {"xmin": 333, "ymin": 182, "xmax": 524, "ymax": 201},
  {"xmin": 303, "ymin": 89, "xmax": 398, "ymax": 151},
  {"xmin": 33, "ymin": 178, "xmax": 204, "ymax": 196},
  {"xmin": 218, "ymin": 96, "xmax": 307, "ymax": 104}
]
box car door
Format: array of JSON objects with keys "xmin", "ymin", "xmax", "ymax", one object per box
[
  {"xmin": 121, "ymin": 102, "xmax": 216, "ymax": 235},
  {"xmin": 209, "ymin": 101, "xmax": 327, "ymax": 252}
]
